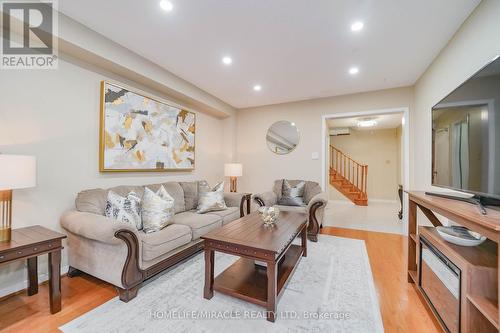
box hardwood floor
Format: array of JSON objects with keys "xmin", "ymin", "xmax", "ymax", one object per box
[
  {"xmin": 321, "ymin": 227, "xmax": 441, "ymax": 333},
  {"xmin": 0, "ymin": 227, "xmax": 441, "ymax": 333}
]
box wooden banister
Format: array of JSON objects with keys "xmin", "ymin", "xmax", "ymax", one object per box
[{"xmin": 329, "ymin": 145, "xmax": 368, "ymax": 199}]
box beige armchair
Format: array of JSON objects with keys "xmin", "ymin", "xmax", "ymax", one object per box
[{"xmin": 253, "ymin": 179, "xmax": 328, "ymax": 242}]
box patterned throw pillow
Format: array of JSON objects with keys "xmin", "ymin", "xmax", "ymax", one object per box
[
  {"xmin": 104, "ymin": 190, "xmax": 142, "ymax": 230},
  {"xmin": 142, "ymin": 186, "xmax": 175, "ymax": 233},
  {"xmin": 278, "ymin": 180, "xmax": 306, "ymax": 206},
  {"xmin": 197, "ymin": 181, "xmax": 227, "ymax": 214}
]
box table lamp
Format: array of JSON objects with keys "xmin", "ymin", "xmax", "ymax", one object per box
[
  {"xmin": 0, "ymin": 155, "xmax": 36, "ymax": 242},
  {"xmin": 224, "ymin": 163, "xmax": 242, "ymax": 193}
]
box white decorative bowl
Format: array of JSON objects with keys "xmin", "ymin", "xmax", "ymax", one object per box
[
  {"xmin": 258, "ymin": 206, "xmax": 280, "ymax": 227},
  {"xmin": 436, "ymin": 226, "xmax": 487, "ymax": 247}
]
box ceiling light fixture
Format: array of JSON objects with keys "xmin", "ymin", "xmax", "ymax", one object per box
[
  {"xmin": 159, "ymin": 0, "xmax": 173, "ymax": 12},
  {"xmin": 349, "ymin": 67, "xmax": 359, "ymax": 75},
  {"xmin": 351, "ymin": 21, "xmax": 364, "ymax": 32},
  {"xmin": 253, "ymin": 85, "xmax": 262, "ymax": 92},
  {"xmin": 357, "ymin": 119, "xmax": 377, "ymax": 128},
  {"xmin": 222, "ymin": 56, "xmax": 232, "ymax": 65}
]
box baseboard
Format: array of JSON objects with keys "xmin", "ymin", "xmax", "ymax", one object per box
[
  {"xmin": 0, "ymin": 265, "xmax": 69, "ymax": 299},
  {"xmin": 368, "ymin": 199, "xmax": 398, "ymax": 204}
]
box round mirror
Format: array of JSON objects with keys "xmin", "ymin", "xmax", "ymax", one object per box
[{"xmin": 266, "ymin": 120, "xmax": 300, "ymax": 155}]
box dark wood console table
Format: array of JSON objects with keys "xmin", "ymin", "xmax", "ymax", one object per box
[
  {"xmin": 407, "ymin": 191, "xmax": 500, "ymax": 333},
  {"xmin": 0, "ymin": 225, "xmax": 66, "ymax": 313}
]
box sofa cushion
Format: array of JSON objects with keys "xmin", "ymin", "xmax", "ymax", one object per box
[
  {"xmin": 179, "ymin": 181, "xmax": 199, "ymax": 211},
  {"xmin": 141, "ymin": 186, "xmax": 175, "ymax": 233},
  {"xmin": 197, "ymin": 182, "xmax": 227, "ymax": 213},
  {"xmin": 104, "ymin": 190, "xmax": 142, "ymax": 230},
  {"xmin": 140, "ymin": 224, "xmax": 192, "ymax": 262},
  {"xmin": 207, "ymin": 207, "xmax": 240, "ymax": 225},
  {"xmin": 147, "ymin": 182, "xmax": 186, "ymax": 214},
  {"xmin": 76, "ymin": 185, "xmax": 144, "ymax": 215},
  {"xmin": 173, "ymin": 211, "xmax": 222, "ymax": 239}
]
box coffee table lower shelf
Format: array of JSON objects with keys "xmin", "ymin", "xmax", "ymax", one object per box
[{"xmin": 213, "ymin": 244, "xmax": 303, "ymax": 307}]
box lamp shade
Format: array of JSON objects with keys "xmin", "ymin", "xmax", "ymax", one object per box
[
  {"xmin": 224, "ymin": 163, "xmax": 243, "ymax": 177},
  {"xmin": 0, "ymin": 155, "xmax": 37, "ymax": 190}
]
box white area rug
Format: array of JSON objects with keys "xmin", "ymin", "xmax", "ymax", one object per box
[{"xmin": 60, "ymin": 235, "xmax": 383, "ymax": 333}]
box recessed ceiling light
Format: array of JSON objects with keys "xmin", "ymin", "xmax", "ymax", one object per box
[
  {"xmin": 357, "ymin": 119, "xmax": 377, "ymax": 128},
  {"xmin": 351, "ymin": 21, "xmax": 364, "ymax": 32},
  {"xmin": 222, "ymin": 56, "xmax": 232, "ymax": 65},
  {"xmin": 291, "ymin": 122, "xmax": 296, "ymax": 126},
  {"xmin": 349, "ymin": 67, "xmax": 359, "ymax": 75},
  {"xmin": 159, "ymin": 0, "xmax": 173, "ymax": 12},
  {"xmin": 253, "ymin": 85, "xmax": 262, "ymax": 92}
]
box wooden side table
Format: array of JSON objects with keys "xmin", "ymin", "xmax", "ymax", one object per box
[{"xmin": 0, "ymin": 225, "xmax": 66, "ymax": 314}]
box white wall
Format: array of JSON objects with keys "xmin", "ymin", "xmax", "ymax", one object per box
[
  {"xmin": 329, "ymin": 128, "xmax": 401, "ymax": 201},
  {"xmin": 235, "ymin": 87, "xmax": 413, "ymax": 194},
  {"xmin": 413, "ymin": 0, "xmax": 500, "ymax": 192},
  {"xmin": 0, "ymin": 54, "xmax": 235, "ymax": 296}
]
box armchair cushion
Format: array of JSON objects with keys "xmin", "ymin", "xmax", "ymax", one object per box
[
  {"xmin": 278, "ymin": 180, "xmax": 306, "ymax": 206},
  {"xmin": 272, "ymin": 179, "xmax": 322, "ymax": 204},
  {"xmin": 61, "ymin": 210, "xmax": 139, "ymax": 245},
  {"xmin": 253, "ymin": 191, "xmax": 278, "ymax": 207}
]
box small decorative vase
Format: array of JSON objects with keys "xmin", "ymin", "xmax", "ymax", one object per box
[{"xmin": 258, "ymin": 206, "xmax": 280, "ymax": 227}]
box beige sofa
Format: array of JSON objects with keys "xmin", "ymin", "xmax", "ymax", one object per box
[
  {"xmin": 253, "ymin": 179, "xmax": 328, "ymax": 242},
  {"xmin": 60, "ymin": 181, "xmax": 248, "ymax": 302}
]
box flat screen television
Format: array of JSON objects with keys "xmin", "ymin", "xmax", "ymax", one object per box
[{"xmin": 431, "ymin": 55, "xmax": 500, "ymax": 210}]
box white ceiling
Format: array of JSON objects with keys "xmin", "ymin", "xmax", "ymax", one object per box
[
  {"xmin": 58, "ymin": 0, "xmax": 480, "ymax": 109},
  {"xmin": 328, "ymin": 113, "xmax": 403, "ymax": 130}
]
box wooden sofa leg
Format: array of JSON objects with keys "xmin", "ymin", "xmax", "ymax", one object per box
[
  {"xmin": 307, "ymin": 233, "xmax": 318, "ymax": 242},
  {"xmin": 117, "ymin": 286, "xmax": 140, "ymax": 302},
  {"xmin": 67, "ymin": 266, "xmax": 81, "ymax": 278}
]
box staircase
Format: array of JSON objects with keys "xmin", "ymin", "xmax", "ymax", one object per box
[{"xmin": 329, "ymin": 145, "xmax": 368, "ymax": 206}]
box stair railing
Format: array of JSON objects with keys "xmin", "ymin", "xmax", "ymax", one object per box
[{"xmin": 330, "ymin": 145, "xmax": 368, "ymax": 198}]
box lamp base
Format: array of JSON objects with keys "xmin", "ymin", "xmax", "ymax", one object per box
[
  {"xmin": 0, "ymin": 190, "xmax": 12, "ymax": 242},
  {"xmin": 229, "ymin": 177, "xmax": 237, "ymax": 193}
]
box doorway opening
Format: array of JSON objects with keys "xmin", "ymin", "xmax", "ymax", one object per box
[{"xmin": 321, "ymin": 108, "xmax": 410, "ymax": 234}]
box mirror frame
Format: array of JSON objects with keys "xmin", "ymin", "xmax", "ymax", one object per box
[{"xmin": 266, "ymin": 120, "xmax": 300, "ymax": 155}]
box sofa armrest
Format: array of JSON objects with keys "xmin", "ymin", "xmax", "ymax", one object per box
[
  {"xmin": 224, "ymin": 192, "xmax": 246, "ymax": 208},
  {"xmin": 60, "ymin": 211, "xmax": 139, "ymax": 245},
  {"xmin": 224, "ymin": 192, "xmax": 252, "ymax": 217},
  {"xmin": 306, "ymin": 192, "xmax": 328, "ymax": 242},
  {"xmin": 253, "ymin": 191, "xmax": 278, "ymax": 207}
]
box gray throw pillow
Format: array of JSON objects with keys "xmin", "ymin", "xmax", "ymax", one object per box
[
  {"xmin": 197, "ymin": 181, "xmax": 227, "ymax": 213},
  {"xmin": 142, "ymin": 186, "xmax": 175, "ymax": 233},
  {"xmin": 104, "ymin": 190, "xmax": 142, "ymax": 230},
  {"xmin": 278, "ymin": 180, "xmax": 306, "ymax": 206}
]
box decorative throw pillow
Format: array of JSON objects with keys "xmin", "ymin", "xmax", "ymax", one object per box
[
  {"xmin": 104, "ymin": 190, "xmax": 142, "ymax": 230},
  {"xmin": 197, "ymin": 181, "xmax": 227, "ymax": 214},
  {"xmin": 141, "ymin": 186, "xmax": 175, "ymax": 233},
  {"xmin": 278, "ymin": 180, "xmax": 306, "ymax": 206}
]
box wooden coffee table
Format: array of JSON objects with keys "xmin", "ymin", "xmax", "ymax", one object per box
[{"xmin": 202, "ymin": 211, "xmax": 307, "ymax": 322}]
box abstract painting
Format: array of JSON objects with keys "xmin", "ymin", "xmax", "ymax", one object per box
[{"xmin": 99, "ymin": 81, "xmax": 195, "ymax": 172}]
